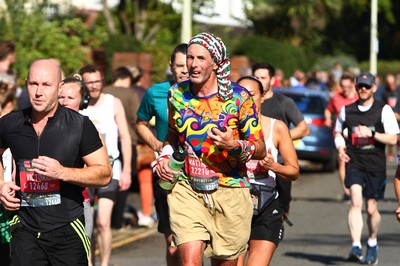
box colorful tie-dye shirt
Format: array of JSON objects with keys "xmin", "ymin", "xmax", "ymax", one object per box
[{"xmin": 168, "ymin": 79, "xmax": 263, "ymax": 188}]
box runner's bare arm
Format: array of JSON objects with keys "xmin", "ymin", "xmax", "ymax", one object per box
[
  {"xmin": 135, "ymin": 118, "xmax": 163, "ymax": 153},
  {"xmin": 114, "ymin": 97, "xmax": 132, "ymax": 191},
  {"xmin": 290, "ymin": 120, "xmax": 310, "ymax": 140},
  {"xmin": 31, "ymin": 145, "xmax": 112, "ymax": 187},
  {"xmin": 259, "ymin": 120, "xmax": 299, "ymax": 181},
  {"xmin": 153, "ymin": 128, "xmax": 180, "ymax": 180}
]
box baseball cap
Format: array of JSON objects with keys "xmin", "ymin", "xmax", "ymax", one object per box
[{"xmin": 356, "ymin": 72, "xmax": 375, "ymax": 87}]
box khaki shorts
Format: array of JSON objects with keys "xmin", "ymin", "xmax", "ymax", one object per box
[{"xmin": 168, "ymin": 180, "xmax": 253, "ymax": 260}]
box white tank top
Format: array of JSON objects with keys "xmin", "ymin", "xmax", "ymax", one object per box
[
  {"xmin": 246, "ymin": 118, "xmax": 278, "ymax": 180},
  {"xmin": 80, "ymin": 94, "xmax": 120, "ymax": 163},
  {"xmin": 265, "ymin": 119, "xmax": 278, "ymax": 178}
]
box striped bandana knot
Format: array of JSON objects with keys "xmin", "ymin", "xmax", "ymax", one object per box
[{"xmin": 188, "ymin": 32, "xmax": 233, "ymax": 101}]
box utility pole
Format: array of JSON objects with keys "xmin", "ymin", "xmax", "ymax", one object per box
[
  {"xmin": 370, "ymin": 0, "xmax": 378, "ymax": 74},
  {"xmin": 181, "ymin": 0, "xmax": 192, "ymax": 43}
]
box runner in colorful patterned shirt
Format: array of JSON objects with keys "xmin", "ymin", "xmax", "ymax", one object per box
[{"xmin": 154, "ymin": 32, "xmax": 266, "ymax": 266}]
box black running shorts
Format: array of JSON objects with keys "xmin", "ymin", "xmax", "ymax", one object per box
[
  {"xmin": 249, "ymin": 198, "xmax": 284, "ymax": 246},
  {"xmin": 10, "ymin": 217, "xmax": 89, "ymax": 266}
]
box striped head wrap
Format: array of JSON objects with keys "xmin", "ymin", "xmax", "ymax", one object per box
[{"xmin": 188, "ymin": 32, "xmax": 233, "ymax": 101}]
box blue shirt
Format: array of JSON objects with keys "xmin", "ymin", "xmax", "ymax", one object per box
[{"xmin": 137, "ymin": 80, "xmax": 174, "ymax": 141}]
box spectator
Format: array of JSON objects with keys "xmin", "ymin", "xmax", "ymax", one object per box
[
  {"xmin": 290, "ymin": 69, "xmax": 307, "ymax": 89},
  {"xmin": 80, "ymin": 64, "xmax": 132, "ymax": 266},
  {"xmin": 237, "ymin": 76, "xmax": 299, "ymax": 266},
  {"xmin": 136, "ymin": 43, "xmax": 189, "ymax": 266},
  {"xmin": 334, "ymin": 72, "xmax": 399, "ymax": 264},
  {"xmin": 153, "ymin": 32, "xmax": 266, "ymax": 265},
  {"xmin": 272, "ymin": 68, "xmax": 284, "ymax": 88},
  {"xmin": 0, "ymin": 41, "xmax": 16, "ymax": 81},
  {"xmin": 128, "ymin": 65, "xmax": 147, "ymax": 101},
  {"xmin": 0, "ymin": 58, "xmax": 111, "ymax": 265},
  {"xmin": 327, "ymin": 70, "xmax": 342, "ymax": 98},
  {"xmin": 331, "ymin": 62, "xmax": 343, "ymax": 84},
  {"xmin": 373, "ymin": 75, "xmax": 385, "ymax": 101},
  {"xmin": 305, "ymin": 70, "xmax": 328, "ymax": 92}
]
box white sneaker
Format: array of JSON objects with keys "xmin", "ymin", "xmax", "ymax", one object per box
[{"xmin": 137, "ymin": 214, "xmax": 154, "ymax": 228}]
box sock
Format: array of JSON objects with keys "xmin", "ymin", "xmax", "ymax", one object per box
[
  {"xmin": 352, "ymin": 241, "xmax": 362, "ymax": 248},
  {"xmin": 367, "ymin": 238, "xmax": 377, "ymax": 247}
]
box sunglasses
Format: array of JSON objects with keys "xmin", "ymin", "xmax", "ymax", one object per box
[{"xmin": 356, "ymin": 84, "xmax": 372, "ymax": 90}]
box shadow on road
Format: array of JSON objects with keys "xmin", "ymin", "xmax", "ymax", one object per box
[{"xmin": 283, "ymin": 252, "xmax": 348, "ymax": 265}]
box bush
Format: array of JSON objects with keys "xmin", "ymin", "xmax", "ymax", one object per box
[
  {"xmin": 358, "ymin": 60, "xmax": 400, "ymax": 79},
  {"xmin": 0, "ymin": 1, "xmax": 108, "ymax": 86},
  {"xmin": 231, "ymin": 35, "xmax": 315, "ymax": 75}
]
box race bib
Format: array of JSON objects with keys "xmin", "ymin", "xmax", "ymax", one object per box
[
  {"xmin": 351, "ymin": 126, "xmax": 375, "ymax": 149},
  {"xmin": 184, "ymin": 147, "xmax": 219, "ymax": 191},
  {"xmin": 185, "ymin": 147, "xmax": 218, "ymax": 178},
  {"xmin": 18, "ymin": 159, "xmax": 61, "ymax": 207}
]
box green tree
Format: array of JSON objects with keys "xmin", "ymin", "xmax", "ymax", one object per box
[
  {"xmin": 321, "ymin": 0, "xmax": 399, "ymax": 61},
  {"xmin": 0, "ymin": 0, "xmax": 108, "ymax": 85},
  {"xmin": 244, "ymin": 0, "xmax": 343, "ymax": 49}
]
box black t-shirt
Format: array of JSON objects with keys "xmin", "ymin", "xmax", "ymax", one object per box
[
  {"xmin": 0, "ymin": 105, "xmax": 102, "ymax": 232},
  {"xmin": 260, "ymin": 92, "xmax": 304, "ymax": 127},
  {"xmin": 344, "ymin": 100, "xmax": 386, "ymax": 175}
]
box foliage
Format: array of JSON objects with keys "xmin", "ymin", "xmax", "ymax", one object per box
[
  {"xmin": 243, "ymin": 0, "xmax": 399, "ymax": 61},
  {"xmin": 243, "ymin": 0, "xmax": 343, "ymax": 49},
  {"xmin": 321, "ymin": 0, "xmax": 399, "ymax": 61},
  {"xmin": 113, "ymin": 0, "xmax": 181, "ymax": 44},
  {"xmin": 359, "ymin": 60, "xmax": 400, "ymax": 79},
  {"xmin": 144, "ymin": 43, "xmax": 176, "ymax": 83},
  {"xmin": 231, "ymin": 35, "xmax": 315, "ymax": 75},
  {"xmin": 103, "ymin": 33, "xmax": 142, "ymax": 82},
  {"xmin": 0, "ymin": 0, "xmax": 109, "ymax": 86}
]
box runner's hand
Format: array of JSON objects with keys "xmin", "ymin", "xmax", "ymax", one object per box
[
  {"xmin": 258, "ymin": 148, "xmax": 276, "ymax": 171},
  {"xmin": 208, "ymin": 126, "xmax": 236, "ymax": 150},
  {"xmin": 0, "ymin": 181, "xmax": 20, "ymax": 210},
  {"xmin": 119, "ymin": 171, "xmax": 131, "ymax": 191},
  {"xmin": 32, "ymin": 156, "xmax": 63, "ymax": 179},
  {"xmin": 154, "ymin": 158, "xmax": 173, "ymax": 181}
]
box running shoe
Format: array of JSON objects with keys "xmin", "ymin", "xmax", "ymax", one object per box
[
  {"xmin": 137, "ymin": 211, "xmax": 154, "ymax": 228},
  {"xmin": 348, "ymin": 246, "xmax": 363, "ymax": 262},
  {"xmin": 363, "ymin": 245, "xmax": 378, "ymax": 265}
]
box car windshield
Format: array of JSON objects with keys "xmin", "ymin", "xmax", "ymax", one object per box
[{"xmin": 288, "ymin": 95, "xmax": 325, "ymax": 115}]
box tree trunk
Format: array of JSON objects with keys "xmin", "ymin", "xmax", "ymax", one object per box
[{"xmin": 102, "ymin": 0, "xmax": 117, "ymax": 34}]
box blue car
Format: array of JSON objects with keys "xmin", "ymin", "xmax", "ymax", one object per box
[{"xmin": 274, "ymin": 88, "xmax": 337, "ymax": 172}]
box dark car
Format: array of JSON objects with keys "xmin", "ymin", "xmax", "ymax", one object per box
[{"xmin": 274, "ymin": 88, "xmax": 337, "ymax": 172}]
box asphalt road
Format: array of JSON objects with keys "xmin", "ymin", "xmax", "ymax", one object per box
[{"xmin": 97, "ymin": 161, "xmax": 400, "ymax": 266}]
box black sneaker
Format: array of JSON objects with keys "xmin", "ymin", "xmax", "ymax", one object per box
[
  {"xmin": 363, "ymin": 245, "xmax": 378, "ymax": 265},
  {"xmin": 348, "ymin": 246, "xmax": 363, "ymax": 262}
]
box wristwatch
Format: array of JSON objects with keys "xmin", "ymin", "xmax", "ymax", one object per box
[{"xmin": 371, "ymin": 129, "xmax": 375, "ymax": 137}]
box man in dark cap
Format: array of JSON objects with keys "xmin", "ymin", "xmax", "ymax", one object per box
[
  {"xmin": 334, "ymin": 72, "xmax": 399, "ymax": 265},
  {"xmin": 153, "ymin": 32, "xmax": 266, "ymax": 265}
]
